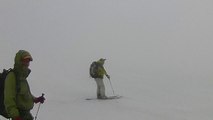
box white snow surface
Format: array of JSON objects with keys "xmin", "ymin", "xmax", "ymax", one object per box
[{"xmin": 1, "ymin": 0, "xmax": 213, "ymax": 120}]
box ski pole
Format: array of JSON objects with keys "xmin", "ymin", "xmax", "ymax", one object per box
[
  {"xmin": 35, "ymin": 93, "xmax": 44, "ymax": 120},
  {"xmin": 108, "ymin": 78, "xmax": 115, "ymax": 95}
]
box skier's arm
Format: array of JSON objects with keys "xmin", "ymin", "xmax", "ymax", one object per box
[{"xmin": 103, "ymin": 67, "xmax": 110, "ymax": 79}]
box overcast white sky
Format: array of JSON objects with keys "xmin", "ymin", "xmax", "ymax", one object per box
[
  {"xmin": 0, "ymin": 1, "xmax": 213, "ymax": 120},
  {"xmin": 0, "ymin": 0, "xmax": 213, "ymax": 90}
]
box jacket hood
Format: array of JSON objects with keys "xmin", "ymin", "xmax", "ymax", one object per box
[
  {"xmin": 97, "ymin": 58, "xmax": 106, "ymax": 65},
  {"xmin": 14, "ymin": 50, "xmax": 32, "ymax": 78}
]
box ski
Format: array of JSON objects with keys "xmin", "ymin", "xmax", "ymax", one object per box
[{"xmin": 86, "ymin": 95, "xmax": 122, "ymax": 100}]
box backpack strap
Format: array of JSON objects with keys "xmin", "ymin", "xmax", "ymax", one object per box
[{"xmin": 8, "ymin": 69, "xmax": 21, "ymax": 93}]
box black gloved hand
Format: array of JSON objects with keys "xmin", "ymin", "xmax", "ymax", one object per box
[
  {"xmin": 34, "ymin": 95, "xmax": 45, "ymax": 104},
  {"xmin": 106, "ymin": 74, "xmax": 110, "ymax": 79}
]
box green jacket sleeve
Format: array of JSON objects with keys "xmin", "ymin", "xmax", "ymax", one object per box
[
  {"xmin": 102, "ymin": 67, "xmax": 107, "ymax": 75},
  {"xmin": 97, "ymin": 66, "xmax": 108, "ymax": 78},
  {"xmin": 4, "ymin": 72, "xmax": 19, "ymax": 118}
]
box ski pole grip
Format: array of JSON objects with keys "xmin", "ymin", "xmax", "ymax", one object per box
[{"xmin": 41, "ymin": 93, "xmax": 44, "ymax": 97}]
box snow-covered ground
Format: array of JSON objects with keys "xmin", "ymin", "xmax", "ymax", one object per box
[{"xmin": 1, "ymin": 0, "xmax": 213, "ymax": 120}]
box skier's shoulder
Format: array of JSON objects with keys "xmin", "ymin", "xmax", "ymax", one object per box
[{"xmin": 5, "ymin": 70, "xmax": 16, "ymax": 80}]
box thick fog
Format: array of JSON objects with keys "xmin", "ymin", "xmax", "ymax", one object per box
[
  {"xmin": 1, "ymin": 0, "xmax": 213, "ymax": 89},
  {"xmin": 0, "ymin": 0, "xmax": 213, "ymax": 120}
]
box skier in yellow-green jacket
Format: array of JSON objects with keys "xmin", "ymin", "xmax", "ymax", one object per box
[
  {"xmin": 4, "ymin": 50, "xmax": 45, "ymax": 120},
  {"xmin": 91, "ymin": 58, "xmax": 110, "ymax": 99}
]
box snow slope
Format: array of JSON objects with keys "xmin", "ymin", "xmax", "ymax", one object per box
[{"xmin": 1, "ymin": 0, "xmax": 213, "ymax": 120}]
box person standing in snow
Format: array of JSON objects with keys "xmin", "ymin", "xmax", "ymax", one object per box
[
  {"xmin": 4, "ymin": 50, "xmax": 45, "ymax": 120},
  {"xmin": 90, "ymin": 58, "xmax": 110, "ymax": 99}
]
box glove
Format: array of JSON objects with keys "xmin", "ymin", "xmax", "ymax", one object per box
[
  {"xmin": 34, "ymin": 95, "xmax": 45, "ymax": 104},
  {"xmin": 106, "ymin": 74, "xmax": 110, "ymax": 79},
  {"xmin": 13, "ymin": 116, "xmax": 22, "ymax": 120}
]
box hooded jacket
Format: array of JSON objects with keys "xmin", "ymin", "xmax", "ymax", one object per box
[{"xmin": 4, "ymin": 50, "xmax": 34, "ymax": 118}]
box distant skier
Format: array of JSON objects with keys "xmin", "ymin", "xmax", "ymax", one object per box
[{"xmin": 90, "ymin": 58, "xmax": 110, "ymax": 99}]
